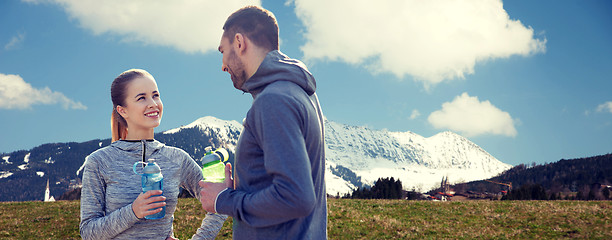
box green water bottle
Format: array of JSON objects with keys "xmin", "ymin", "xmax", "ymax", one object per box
[{"xmin": 201, "ymin": 146, "xmax": 229, "ymax": 183}]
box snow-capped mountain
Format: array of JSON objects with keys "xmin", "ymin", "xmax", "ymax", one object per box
[
  {"xmin": 324, "ymin": 121, "xmax": 512, "ymax": 195},
  {"xmin": 163, "ymin": 116, "xmax": 243, "ymax": 153},
  {"xmin": 167, "ymin": 117, "xmax": 512, "ymax": 195},
  {"xmin": 0, "ymin": 116, "xmax": 511, "ymax": 201}
]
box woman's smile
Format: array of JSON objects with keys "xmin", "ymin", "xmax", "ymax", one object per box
[{"xmin": 145, "ymin": 110, "xmax": 160, "ymax": 118}]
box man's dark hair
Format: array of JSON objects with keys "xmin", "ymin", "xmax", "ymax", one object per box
[{"xmin": 223, "ymin": 6, "xmax": 279, "ymax": 51}]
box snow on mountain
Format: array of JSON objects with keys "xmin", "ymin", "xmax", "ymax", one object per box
[
  {"xmin": 325, "ymin": 121, "xmax": 512, "ymax": 195},
  {"xmin": 174, "ymin": 117, "xmax": 512, "ymax": 196},
  {"xmin": 0, "ymin": 171, "xmax": 12, "ymax": 179},
  {"xmin": 163, "ymin": 116, "xmax": 243, "ymax": 153},
  {"xmin": 165, "ymin": 116, "xmax": 242, "ymax": 135},
  {"xmin": 2, "ymin": 156, "xmax": 10, "ymax": 164}
]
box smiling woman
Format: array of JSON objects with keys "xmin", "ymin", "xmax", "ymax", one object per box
[
  {"xmin": 110, "ymin": 69, "xmax": 163, "ymax": 142},
  {"xmin": 78, "ymin": 69, "xmax": 227, "ymax": 239}
]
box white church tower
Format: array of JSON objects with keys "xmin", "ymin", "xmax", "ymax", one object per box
[{"xmin": 44, "ymin": 179, "xmax": 55, "ymax": 202}]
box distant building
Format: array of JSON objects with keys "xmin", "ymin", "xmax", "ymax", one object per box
[
  {"xmin": 44, "ymin": 179, "xmax": 55, "ymax": 202},
  {"xmin": 434, "ymin": 192, "xmax": 454, "ymax": 201}
]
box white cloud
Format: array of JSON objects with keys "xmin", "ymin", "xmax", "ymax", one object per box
[
  {"xmin": 24, "ymin": 0, "xmax": 260, "ymax": 53},
  {"xmin": 293, "ymin": 0, "xmax": 546, "ymax": 88},
  {"xmin": 409, "ymin": 109, "xmax": 420, "ymax": 120},
  {"xmin": 4, "ymin": 33, "xmax": 25, "ymax": 50},
  {"xmin": 597, "ymin": 101, "xmax": 612, "ymax": 113},
  {"xmin": 0, "ymin": 73, "xmax": 87, "ymax": 110},
  {"xmin": 428, "ymin": 92, "xmax": 517, "ymax": 137}
]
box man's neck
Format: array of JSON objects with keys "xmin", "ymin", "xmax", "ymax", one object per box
[{"xmin": 245, "ymin": 48, "xmax": 272, "ymax": 79}]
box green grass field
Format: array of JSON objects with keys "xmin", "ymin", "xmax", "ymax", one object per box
[{"xmin": 0, "ymin": 198, "xmax": 610, "ymax": 239}]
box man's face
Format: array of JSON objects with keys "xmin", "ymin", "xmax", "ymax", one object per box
[{"xmin": 219, "ymin": 36, "xmax": 248, "ymax": 90}]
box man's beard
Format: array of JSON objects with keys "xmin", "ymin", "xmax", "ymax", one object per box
[{"xmin": 228, "ymin": 50, "xmax": 248, "ymax": 90}]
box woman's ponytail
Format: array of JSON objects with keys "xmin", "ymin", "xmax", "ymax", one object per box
[{"xmin": 111, "ymin": 108, "xmax": 127, "ymax": 142}]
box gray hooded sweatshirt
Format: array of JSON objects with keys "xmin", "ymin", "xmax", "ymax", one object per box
[
  {"xmin": 215, "ymin": 50, "xmax": 327, "ymax": 239},
  {"xmin": 80, "ymin": 140, "xmax": 226, "ymax": 239}
]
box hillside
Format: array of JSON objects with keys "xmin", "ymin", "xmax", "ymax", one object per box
[{"xmin": 453, "ymin": 153, "xmax": 612, "ymax": 199}]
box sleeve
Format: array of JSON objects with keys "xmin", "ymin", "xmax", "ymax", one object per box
[
  {"xmin": 216, "ymin": 92, "xmax": 317, "ymax": 227},
  {"xmin": 79, "ymin": 154, "xmax": 140, "ymax": 240},
  {"xmin": 178, "ymin": 151, "xmax": 227, "ymax": 240}
]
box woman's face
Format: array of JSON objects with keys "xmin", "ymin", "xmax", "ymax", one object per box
[{"xmin": 117, "ymin": 75, "xmax": 163, "ymax": 135}]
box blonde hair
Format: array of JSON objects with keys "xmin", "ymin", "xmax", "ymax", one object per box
[
  {"xmin": 111, "ymin": 109, "xmax": 128, "ymax": 142},
  {"xmin": 110, "ymin": 69, "xmax": 153, "ymax": 142}
]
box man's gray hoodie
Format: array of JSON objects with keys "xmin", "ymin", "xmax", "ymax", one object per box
[{"xmin": 215, "ymin": 50, "xmax": 327, "ymax": 239}]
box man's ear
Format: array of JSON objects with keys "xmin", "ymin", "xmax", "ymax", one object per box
[
  {"xmin": 116, "ymin": 105, "xmax": 128, "ymax": 119},
  {"xmin": 234, "ymin": 33, "xmax": 247, "ymax": 54}
]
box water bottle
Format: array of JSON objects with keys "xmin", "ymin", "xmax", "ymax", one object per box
[
  {"xmin": 133, "ymin": 159, "xmax": 166, "ymax": 220},
  {"xmin": 201, "ymin": 147, "xmax": 229, "ymax": 183}
]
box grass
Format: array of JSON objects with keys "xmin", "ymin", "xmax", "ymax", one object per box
[
  {"xmin": 327, "ymin": 199, "xmax": 611, "ymax": 239},
  {"xmin": 0, "ymin": 199, "xmax": 610, "ymax": 239},
  {"xmin": 0, "ymin": 201, "xmax": 80, "ymax": 239}
]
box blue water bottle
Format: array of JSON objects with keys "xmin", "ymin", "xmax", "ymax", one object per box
[{"xmin": 133, "ymin": 159, "xmax": 166, "ymax": 220}]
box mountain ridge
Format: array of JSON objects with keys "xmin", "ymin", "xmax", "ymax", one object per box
[
  {"xmin": 323, "ymin": 119, "xmax": 511, "ymax": 194},
  {"xmin": 0, "ymin": 116, "xmax": 511, "ymax": 201}
]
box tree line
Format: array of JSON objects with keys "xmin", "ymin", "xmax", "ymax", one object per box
[
  {"xmin": 501, "ymin": 183, "xmax": 611, "ymax": 200},
  {"xmin": 344, "ymin": 177, "xmax": 404, "ymax": 199}
]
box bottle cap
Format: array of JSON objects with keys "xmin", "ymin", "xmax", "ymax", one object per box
[
  {"xmin": 215, "ymin": 148, "xmax": 229, "ymax": 162},
  {"xmin": 201, "ymin": 147, "xmax": 229, "ymax": 165},
  {"xmin": 202, "ymin": 153, "xmax": 221, "ymax": 165},
  {"xmin": 143, "ymin": 159, "xmax": 160, "ymax": 174}
]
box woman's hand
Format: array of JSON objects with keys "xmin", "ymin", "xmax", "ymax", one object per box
[{"xmin": 131, "ymin": 190, "xmax": 166, "ymax": 219}]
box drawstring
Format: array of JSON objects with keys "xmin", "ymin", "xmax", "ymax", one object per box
[{"xmin": 141, "ymin": 139, "xmax": 146, "ymax": 168}]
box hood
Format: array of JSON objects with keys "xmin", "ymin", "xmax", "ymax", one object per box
[
  {"xmin": 110, "ymin": 139, "xmax": 165, "ymax": 160},
  {"xmin": 241, "ymin": 50, "xmax": 316, "ymax": 97}
]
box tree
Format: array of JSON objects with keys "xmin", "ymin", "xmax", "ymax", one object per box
[
  {"xmin": 348, "ymin": 177, "xmax": 403, "ymax": 199},
  {"xmin": 501, "ymin": 183, "xmax": 548, "ymax": 200}
]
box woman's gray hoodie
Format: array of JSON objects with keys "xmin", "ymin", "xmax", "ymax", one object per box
[
  {"xmin": 79, "ymin": 140, "xmax": 226, "ymax": 239},
  {"xmin": 215, "ymin": 50, "xmax": 327, "ymax": 239}
]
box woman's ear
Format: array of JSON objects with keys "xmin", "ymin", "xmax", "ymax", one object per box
[{"xmin": 116, "ymin": 105, "xmax": 128, "ymax": 119}]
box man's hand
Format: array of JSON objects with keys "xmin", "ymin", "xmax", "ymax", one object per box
[
  {"xmin": 132, "ymin": 190, "xmax": 166, "ymax": 219},
  {"xmin": 199, "ymin": 163, "xmax": 233, "ymax": 213}
]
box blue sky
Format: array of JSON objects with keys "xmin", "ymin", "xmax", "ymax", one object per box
[{"xmin": 0, "ymin": 0, "xmax": 610, "ymax": 166}]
